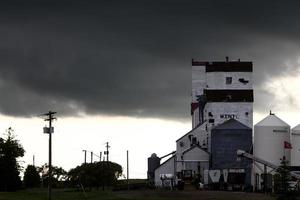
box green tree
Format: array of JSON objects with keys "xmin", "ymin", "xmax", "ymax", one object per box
[
  {"xmin": 24, "ymin": 165, "xmax": 40, "ymax": 188},
  {"xmin": 38, "ymin": 164, "xmax": 67, "ymax": 188},
  {"xmin": 0, "ymin": 128, "xmax": 25, "ymax": 191},
  {"xmin": 68, "ymin": 161, "xmax": 122, "ymax": 190},
  {"xmin": 274, "ymin": 157, "xmax": 296, "ymax": 200}
]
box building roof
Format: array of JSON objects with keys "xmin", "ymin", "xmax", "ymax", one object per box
[
  {"xmin": 255, "ymin": 114, "xmax": 289, "ymax": 127},
  {"xmin": 154, "ymin": 155, "xmax": 175, "ymax": 171},
  {"xmin": 292, "ymin": 124, "xmax": 300, "ymax": 135},
  {"xmin": 213, "ymin": 118, "xmax": 251, "ymax": 130},
  {"xmin": 176, "ymin": 121, "xmax": 205, "ymax": 142},
  {"xmin": 182, "ymin": 145, "xmax": 209, "ymax": 155}
]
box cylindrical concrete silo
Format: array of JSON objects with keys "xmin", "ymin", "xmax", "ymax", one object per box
[
  {"xmin": 291, "ymin": 124, "xmax": 300, "ymax": 166},
  {"xmin": 254, "ymin": 113, "xmax": 290, "ymax": 166}
]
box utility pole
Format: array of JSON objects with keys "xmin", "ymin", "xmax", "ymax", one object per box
[
  {"xmin": 127, "ymin": 150, "xmax": 129, "ymax": 190},
  {"xmin": 41, "ymin": 111, "xmax": 56, "ymax": 200},
  {"xmin": 33, "ymin": 155, "xmax": 35, "ymax": 166},
  {"xmin": 100, "ymin": 152, "xmax": 102, "ymax": 162},
  {"xmin": 91, "ymin": 151, "xmax": 93, "ymax": 163},
  {"xmin": 82, "ymin": 150, "xmax": 87, "ymax": 164},
  {"xmin": 105, "ymin": 142, "xmax": 110, "ymax": 162}
]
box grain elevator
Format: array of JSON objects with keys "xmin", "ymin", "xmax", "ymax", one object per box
[
  {"xmin": 148, "ymin": 57, "xmax": 300, "ymax": 191},
  {"xmin": 149, "ymin": 58, "xmax": 254, "ymax": 190}
]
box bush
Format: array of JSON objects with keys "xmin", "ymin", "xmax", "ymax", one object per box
[
  {"xmin": 24, "ymin": 165, "xmax": 40, "ymax": 188},
  {"xmin": 68, "ymin": 161, "xmax": 122, "ymax": 190}
]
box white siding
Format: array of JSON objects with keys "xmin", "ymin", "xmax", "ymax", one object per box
[
  {"xmin": 291, "ymin": 133, "xmax": 300, "ymax": 166},
  {"xmin": 206, "ymin": 72, "xmax": 252, "ymax": 90},
  {"xmin": 191, "ymin": 69, "xmax": 253, "ymax": 131},
  {"xmin": 182, "ymin": 146, "xmax": 209, "ymax": 161},
  {"xmin": 176, "ymin": 123, "xmax": 207, "ymax": 156},
  {"xmin": 192, "ymin": 65, "xmax": 206, "ymax": 102},
  {"xmin": 253, "ymin": 115, "xmax": 291, "ymax": 190},
  {"xmin": 154, "ymin": 157, "xmax": 175, "ymax": 187},
  {"xmin": 176, "ymin": 147, "xmax": 209, "ymax": 183},
  {"xmin": 204, "ymin": 102, "xmax": 253, "ymax": 128},
  {"xmin": 192, "ymin": 107, "xmax": 199, "ymax": 129},
  {"xmin": 254, "ymin": 126, "xmax": 291, "ymax": 172}
]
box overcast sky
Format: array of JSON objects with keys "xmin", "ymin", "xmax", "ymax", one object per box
[
  {"xmin": 1, "ymin": 0, "xmax": 300, "ymax": 119},
  {"xmin": 1, "ymin": 1, "xmax": 300, "ymax": 178}
]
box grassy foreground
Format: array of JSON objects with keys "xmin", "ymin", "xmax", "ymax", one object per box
[{"xmin": 0, "ymin": 189, "xmax": 277, "ymax": 200}]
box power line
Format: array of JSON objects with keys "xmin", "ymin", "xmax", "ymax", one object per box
[{"xmin": 82, "ymin": 150, "xmax": 102, "ymax": 163}]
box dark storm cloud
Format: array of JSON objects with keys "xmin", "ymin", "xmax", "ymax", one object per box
[{"xmin": 0, "ymin": 0, "xmax": 300, "ymax": 119}]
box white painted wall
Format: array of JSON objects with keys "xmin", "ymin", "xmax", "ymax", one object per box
[
  {"xmin": 254, "ymin": 126, "xmax": 290, "ymax": 166},
  {"xmin": 192, "ymin": 65, "xmax": 206, "ymax": 102},
  {"xmin": 206, "ymin": 72, "xmax": 252, "ymax": 90},
  {"xmin": 176, "ymin": 147, "xmax": 209, "ymax": 182},
  {"xmin": 182, "ymin": 147, "xmax": 209, "ymax": 162},
  {"xmin": 192, "ymin": 107, "xmax": 199, "ymax": 129},
  {"xmin": 154, "ymin": 156, "xmax": 175, "ymax": 187},
  {"xmin": 191, "ymin": 68, "xmax": 253, "ymax": 131},
  {"xmin": 203, "ymin": 102, "xmax": 253, "ymax": 152},
  {"xmin": 176, "ymin": 122, "xmax": 207, "ymax": 156},
  {"xmin": 190, "ymin": 102, "xmax": 253, "ymax": 153},
  {"xmin": 204, "ymin": 102, "xmax": 253, "ymax": 128}
]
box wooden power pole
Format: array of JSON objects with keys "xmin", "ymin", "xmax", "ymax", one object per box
[
  {"xmin": 82, "ymin": 150, "xmax": 87, "ymax": 164},
  {"xmin": 105, "ymin": 142, "xmax": 110, "ymax": 162},
  {"xmin": 42, "ymin": 111, "xmax": 56, "ymax": 200},
  {"xmin": 127, "ymin": 150, "xmax": 129, "ymax": 190}
]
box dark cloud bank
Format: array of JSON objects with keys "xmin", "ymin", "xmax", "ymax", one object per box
[{"xmin": 0, "ymin": 0, "xmax": 300, "ymax": 119}]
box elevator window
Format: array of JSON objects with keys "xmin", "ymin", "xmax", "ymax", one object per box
[{"xmin": 226, "ymin": 77, "xmax": 232, "ymax": 84}]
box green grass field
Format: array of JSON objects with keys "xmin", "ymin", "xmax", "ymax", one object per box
[{"xmin": 0, "ymin": 189, "xmax": 278, "ymax": 200}]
